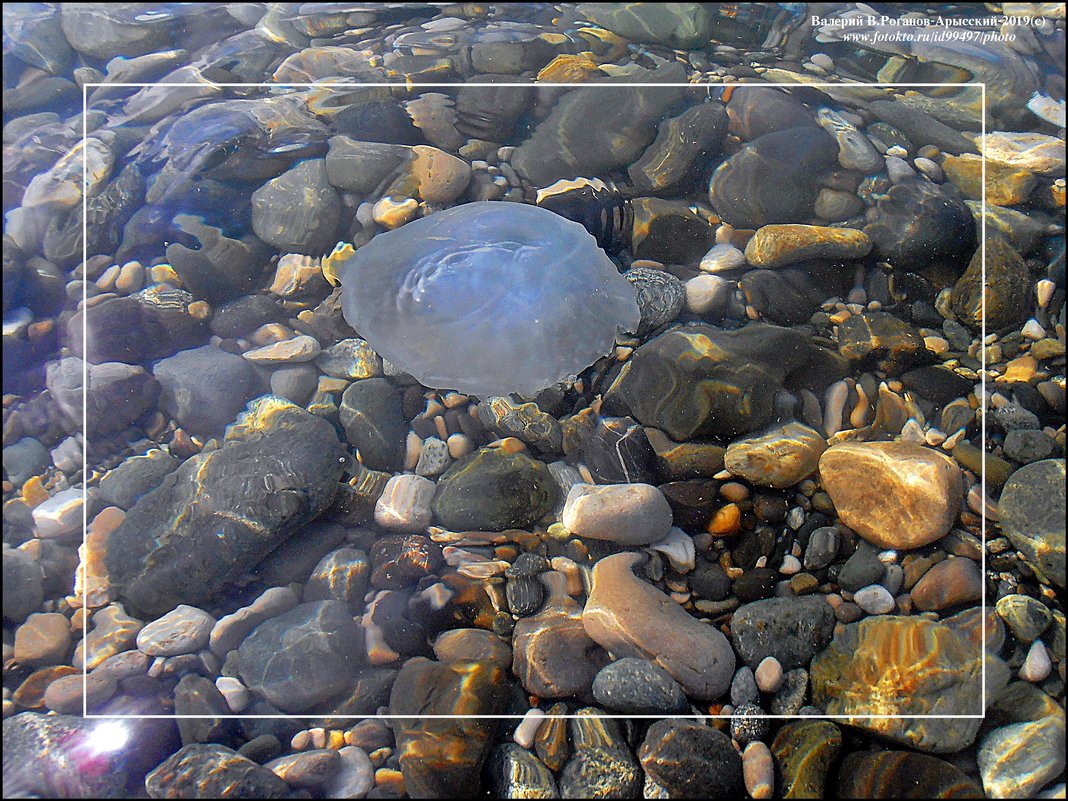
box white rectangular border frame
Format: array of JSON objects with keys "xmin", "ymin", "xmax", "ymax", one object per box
[{"xmin": 79, "ymin": 80, "xmax": 988, "ymax": 720}]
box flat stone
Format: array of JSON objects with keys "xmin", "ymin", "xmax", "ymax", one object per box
[
  {"xmin": 978, "ymin": 714, "xmax": 1066, "ymax": 799},
  {"xmin": 997, "ymin": 459, "xmax": 1065, "ymax": 588},
  {"xmin": 374, "ymin": 474, "xmax": 435, "ymax": 533},
  {"xmin": 744, "ymin": 225, "xmax": 871, "ymax": 269},
  {"xmin": 977, "ymin": 132, "xmax": 1065, "ymax": 177},
  {"xmin": 837, "ymin": 751, "xmax": 984, "ymax": 798},
  {"xmin": 730, "ymin": 596, "xmax": 836, "ymax": 670},
  {"xmin": 266, "ymin": 750, "xmax": 341, "ymax": 788},
  {"xmin": 629, "ymin": 102, "xmax": 728, "ymax": 195},
  {"xmin": 237, "ymin": 600, "xmax": 363, "ymax": 714},
  {"xmin": 811, "ymin": 616, "xmax": 1009, "ymax": 753},
  {"xmin": 209, "ymin": 586, "xmax": 299, "ymax": 657},
  {"xmin": 562, "ymin": 483, "xmax": 672, "ymax": 545},
  {"xmin": 603, "ymin": 322, "xmax": 846, "ymax": 441},
  {"xmin": 637, "ymin": 719, "xmax": 744, "ymax": 799},
  {"xmin": 243, "ymin": 335, "xmax": 321, "ymax": 364},
  {"xmin": 592, "ymin": 657, "xmax": 689, "ymax": 714},
  {"xmin": 771, "ymin": 720, "xmax": 842, "ymax": 799},
  {"xmin": 13, "ymin": 612, "xmax": 71, "ymax": 667},
  {"xmin": 146, "ymin": 744, "xmax": 291, "ymax": 799},
  {"xmin": 317, "ymin": 338, "xmax": 382, "ymax": 381},
  {"xmin": 819, "ymin": 441, "xmax": 964, "ymax": 550},
  {"xmin": 43, "ymin": 670, "xmax": 117, "ymax": 714},
  {"xmin": 583, "ymin": 552, "xmax": 735, "ymax": 700},
  {"xmin": 863, "ymin": 178, "xmax": 974, "ymax": 268},
  {"xmin": 136, "ymin": 604, "xmax": 215, "ymax": 657},
  {"xmin": 911, "ymin": 556, "xmax": 982, "ymax": 611},
  {"xmin": 943, "ymin": 153, "xmax": 1039, "ymax": 206},
  {"xmin": 31, "ymin": 487, "xmax": 83, "ymax": 539},
  {"xmin": 724, "ymin": 422, "xmax": 826, "ymax": 489}
]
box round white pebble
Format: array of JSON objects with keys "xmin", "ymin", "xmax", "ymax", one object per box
[{"xmin": 853, "ymin": 584, "xmax": 896, "ymax": 616}]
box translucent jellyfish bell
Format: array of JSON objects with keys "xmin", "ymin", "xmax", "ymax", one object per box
[{"xmin": 339, "ymin": 201, "xmax": 640, "ymax": 397}]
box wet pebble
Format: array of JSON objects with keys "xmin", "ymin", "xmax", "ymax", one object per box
[
  {"xmin": 853, "ymin": 584, "xmax": 896, "ymax": 615},
  {"xmin": 136, "ymin": 604, "xmax": 215, "ymax": 657},
  {"xmin": 591, "ymin": 658, "xmax": 689, "ymax": 715},
  {"xmin": 562, "ymin": 483, "xmax": 672, "ymax": 545},
  {"xmin": 754, "ymin": 656, "xmax": 783, "ymax": 694}
]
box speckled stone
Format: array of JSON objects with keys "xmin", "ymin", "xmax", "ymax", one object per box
[
  {"xmin": 731, "ymin": 596, "xmax": 835, "ymax": 669},
  {"xmin": 592, "ymin": 658, "xmax": 689, "ymax": 714},
  {"xmin": 638, "ymin": 719, "xmax": 744, "ymax": 799},
  {"xmin": 811, "ymin": 616, "xmax": 1010, "ymax": 753},
  {"xmin": 819, "ymin": 441, "xmax": 963, "ymax": 550}
]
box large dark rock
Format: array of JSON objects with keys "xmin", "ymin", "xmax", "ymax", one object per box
[
  {"xmin": 837, "ymin": 311, "xmax": 926, "ymax": 375},
  {"xmin": 145, "ymin": 744, "xmax": 291, "ymax": 799},
  {"xmin": 339, "ymin": 377, "xmax": 407, "ymax": 472},
  {"xmin": 511, "ymin": 62, "xmax": 686, "ymax": 186},
  {"xmin": 390, "ymin": 657, "xmax": 510, "ymax": 798},
  {"xmin": 638, "ymin": 719, "xmax": 744, "ymax": 799},
  {"xmin": 237, "ymin": 600, "xmax": 363, "ymax": 714},
  {"xmin": 603, "ymin": 323, "xmax": 847, "ymax": 440},
  {"xmin": 708, "ymin": 127, "xmax": 837, "ymax": 228},
  {"xmin": 726, "ymin": 86, "xmax": 818, "ymax": 140},
  {"xmin": 730, "ymin": 596, "xmax": 836, "ymax": 669},
  {"xmin": 152, "ymin": 346, "xmax": 259, "ymax": 435},
  {"xmin": 951, "ymin": 237, "xmax": 1031, "ymax": 332},
  {"xmin": 432, "ymin": 445, "xmax": 557, "ymax": 531},
  {"xmin": 997, "ymin": 459, "xmax": 1065, "ymax": 588},
  {"xmin": 628, "ymin": 102, "xmax": 728, "ymax": 195},
  {"xmin": 173, "ymin": 675, "xmax": 241, "ymax": 747},
  {"xmin": 67, "ymin": 288, "xmax": 210, "ymax": 365},
  {"xmin": 863, "ymin": 179, "xmax": 975, "ymax": 269},
  {"xmin": 577, "ymin": 3, "xmax": 715, "ymax": 48},
  {"xmin": 106, "ymin": 397, "xmax": 345, "ymax": 616},
  {"xmin": 47, "ymin": 357, "xmax": 160, "ymax": 436},
  {"xmin": 251, "ymin": 159, "xmax": 339, "ymax": 255}
]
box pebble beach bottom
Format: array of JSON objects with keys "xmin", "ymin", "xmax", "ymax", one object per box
[{"xmin": 2, "ymin": 2, "xmax": 1066, "ymax": 799}]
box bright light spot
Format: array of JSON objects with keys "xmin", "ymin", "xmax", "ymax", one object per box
[{"xmin": 87, "ymin": 720, "xmax": 129, "ymax": 756}]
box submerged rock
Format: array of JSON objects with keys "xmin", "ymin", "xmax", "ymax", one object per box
[
  {"xmin": 106, "ymin": 397, "xmax": 345, "ymax": 616},
  {"xmin": 583, "ymin": 552, "xmax": 735, "ymax": 700},
  {"xmin": 390, "ymin": 657, "xmax": 510, "ymax": 799},
  {"xmin": 811, "ymin": 616, "xmax": 1008, "ymax": 753},
  {"xmin": 432, "ymin": 445, "xmax": 556, "ymax": 532},
  {"xmin": 603, "ymin": 323, "xmax": 846, "ymax": 440}
]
